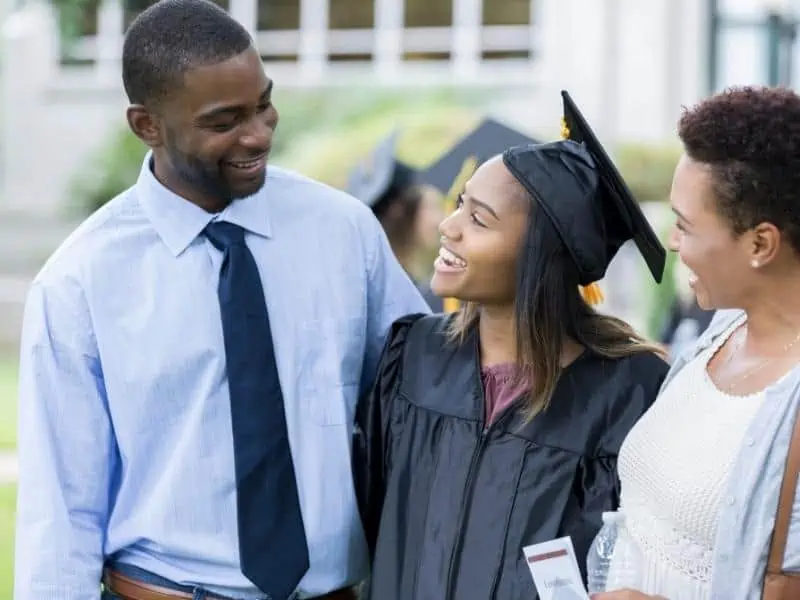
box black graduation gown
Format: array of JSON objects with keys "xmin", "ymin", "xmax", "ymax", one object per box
[{"xmin": 353, "ymin": 313, "xmax": 669, "ymax": 600}]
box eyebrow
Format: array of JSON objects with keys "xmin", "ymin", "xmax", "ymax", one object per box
[
  {"xmin": 197, "ymin": 80, "xmax": 274, "ymax": 120},
  {"xmin": 671, "ymin": 206, "xmax": 692, "ymax": 225},
  {"xmin": 463, "ymin": 193, "xmax": 499, "ymax": 220}
]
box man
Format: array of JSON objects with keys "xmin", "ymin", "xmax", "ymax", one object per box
[{"xmin": 13, "ymin": 1, "xmax": 429, "ymax": 599}]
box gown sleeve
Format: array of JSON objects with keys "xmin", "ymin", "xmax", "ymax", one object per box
[
  {"xmin": 559, "ymin": 352, "xmax": 669, "ymax": 581},
  {"xmin": 352, "ymin": 313, "xmax": 424, "ymax": 558}
]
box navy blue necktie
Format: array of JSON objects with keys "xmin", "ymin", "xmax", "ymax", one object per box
[{"xmin": 205, "ymin": 221, "xmax": 309, "ymax": 600}]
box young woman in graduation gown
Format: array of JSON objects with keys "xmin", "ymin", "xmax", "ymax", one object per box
[{"xmin": 352, "ymin": 92, "xmax": 671, "ymax": 600}]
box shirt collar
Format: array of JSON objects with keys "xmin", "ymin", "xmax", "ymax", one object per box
[{"xmin": 136, "ymin": 152, "xmax": 273, "ymax": 257}]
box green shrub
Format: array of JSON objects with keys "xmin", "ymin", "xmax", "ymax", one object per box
[
  {"xmin": 67, "ymin": 85, "xmax": 681, "ymax": 219},
  {"xmin": 615, "ymin": 142, "xmax": 682, "ymax": 202},
  {"xmin": 0, "ymin": 484, "xmax": 16, "ymax": 600},
  {"xmin": 645, "ymin": 226, "xmax": 679, "ymax": 340},
  {"xmin": 277, "ymin": 104, "xmax": 483, "ymax": 189},
  {"xmin": 611, "ymin": 144, "xmax": 681, "ymax": 337},
  {"xmin": 67, "ymin": 87, "xmax": 489, "ymax": 215},
  {"xmin": 68, "ymin": 126, "xmax": 148, "ymax": 216}
]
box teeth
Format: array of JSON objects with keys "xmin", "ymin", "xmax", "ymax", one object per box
[
  {"xmin": 231, "ymin": 158, "xmax": 261, "ymax": 169},
  {"xmin": 439, "ymin": 247, "xmax": 466, "ymax": 268}
]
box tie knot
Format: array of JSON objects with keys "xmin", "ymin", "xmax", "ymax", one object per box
[{"xmin": 204, "ymin": 221, "xmax": 246, "ymax": 251}]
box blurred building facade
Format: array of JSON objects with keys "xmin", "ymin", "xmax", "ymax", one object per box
[
  {"xmin": 0, "ymin": 0, "xmax": 714, "ymax": 218},
  {"xmin": 0, "ymin": 0, "xmax": 796, "ymax": 347},
  {"xmin": 3, "ymin": 0, "xmax": 798, "ymax": 217}
]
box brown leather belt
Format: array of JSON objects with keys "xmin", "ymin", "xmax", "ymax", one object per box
[{"xmin": 102, "ymin": 569, "xmax": 359, "ymax": 600}]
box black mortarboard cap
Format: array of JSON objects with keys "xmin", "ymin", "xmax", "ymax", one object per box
[
  {"xmin": 346, "ymin": 130, "xmax": 418, "ymax": 209},
  {"xmin": 420, "ymin": 117, "xmax": 540, "ymax": 193},
  {"xmin": 502, "ymin": 90, "xmax": 666, "ymax": 285}
]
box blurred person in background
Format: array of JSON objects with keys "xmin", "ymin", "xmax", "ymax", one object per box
[
  {"xmin": 12, "ymin": 1, "xmax": 429, "ymax": 599},
  {"xmin": 659, "ymin": 259, "xmax": 715, "ymax": 362},
  {"xmin": 352, "ymin": 91, "xmax": 669, "ymax": 600},
  {"xmin": 347, "ymin": 132, "xmax": 445, "ymax": 311},
  {"xmin": 595, "ymin": 86, "xmax": 800, "ymax": 600},
  {"xmin": 418, "ymin": 117, "xmax": 542, "ymax": 198}
]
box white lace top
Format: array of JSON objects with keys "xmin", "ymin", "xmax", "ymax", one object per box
[{"xmin": 613, "ymin": 315, "xmax": 764, "ymax": 599}]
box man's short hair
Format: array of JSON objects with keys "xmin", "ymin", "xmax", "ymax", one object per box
[{"xmin": 122, "ymin": 0, "xmax": 253, "ymax": 106}]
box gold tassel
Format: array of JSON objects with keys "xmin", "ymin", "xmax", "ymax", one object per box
[
  {"xmin": 560, "ymin": 117, "xmax": 571, "ymax": 140},
  {"xmin": 443, "ymin": 297, "xmax": 461, "ymax": 313},
  {"xmin": 564, "ymin": 118, "xmax": 601, "ymax": 304},
  {"xmin": 579, "ymin": 282, "xmax": 604, "ymax": 305}
]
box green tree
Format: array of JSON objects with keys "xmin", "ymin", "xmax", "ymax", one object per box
[
  {"xmin": 51, "ymin": 0, "xmax": 97, "ymax": 48},
  {"xmin": 67, "ymin": 87, "xmax": 490, "ymax": 214}
]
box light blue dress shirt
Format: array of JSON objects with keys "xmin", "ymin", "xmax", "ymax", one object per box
[
  {"xmin": 13, "ymin": 155, "xmax": 431, "ymax": 600},
  {"xmin": 659, "ymin": 309, "xmax": 800, "ymax": 599}
]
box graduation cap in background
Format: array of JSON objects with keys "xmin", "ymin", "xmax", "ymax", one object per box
[
  {"xmin": 420, "ymin": 118, "xmax": 540, "ymax": 194},
  {"xmin": 346, "ymin": 130, "xmax": 419, "ymax": 210},
  {"xmin": 501, "ymin": 90, "xmax": 666, "ymax": 305}
]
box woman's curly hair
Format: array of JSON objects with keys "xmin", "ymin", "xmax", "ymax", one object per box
[{"xmin": 678, "ymin": 86, "xmax": 800, "ymax": 251}]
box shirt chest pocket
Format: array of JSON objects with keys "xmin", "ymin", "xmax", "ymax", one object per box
[{"xmin": 295, "ymin": 316, "xmax": 365, "ymax": 426}]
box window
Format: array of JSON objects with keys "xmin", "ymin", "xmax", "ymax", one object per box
[
  {"xmin": 329, "ymin": 0, "xmax": 373, "ymax": 29},
  {"xmin": 483, "ymin": 0, "xmax": 531, "ymax": 60},
  {"xmin": 65, "ymin": 0, "xmax": 100, "ymax": 37},
  {"xmin": 404, "ymin": 0, "xmax": 452, "ymax": 27},
  {"xmin": 257, "ymin": 0, "xmax": 300, "ymax": 30},
  {"xmin": 483, "ymin": 0, "xmax": 530, "ymax": 26},
  {"xmin": 123, "ymin": 0, "xmax": 229, "ymax": 30}
]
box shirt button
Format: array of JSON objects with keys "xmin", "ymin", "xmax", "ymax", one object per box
[
  {"xmin": 727, "ymin": 496, "xmax": 736, "ymax": 506},
  {"xmin": 745, "ymin": 437, "xmax": 755, "ymax": 447},
  {"xmin": 719, "ymin": 553, "xmax": 729, "ymax": 562}
]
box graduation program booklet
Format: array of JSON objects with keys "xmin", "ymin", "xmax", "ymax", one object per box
[{"xmin": 523, "ymin": 536, "xmax": 590, "ymax": 600}]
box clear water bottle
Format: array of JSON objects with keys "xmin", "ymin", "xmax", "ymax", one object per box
[{"xmin": 586, "ymin": 511, "xmax": 641, "ymax": 594}]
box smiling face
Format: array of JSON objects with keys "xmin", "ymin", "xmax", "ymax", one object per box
[
  {"xmin": 431, "ymin": 156, "xmax": 529, "ymax": 305},
  {"xmin": 669, "ymin": 153, "xmax": 759, "ymax": 310},
  {"xmin": 127, "ymin": 46, "xmax": 278, "ymax": 211}
]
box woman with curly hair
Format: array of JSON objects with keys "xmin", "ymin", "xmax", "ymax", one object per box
[{"xmin": 594, "ymin": 86, "xmax": 800, "ymax": 600}]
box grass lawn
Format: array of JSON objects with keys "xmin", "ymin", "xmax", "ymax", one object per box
[
  {"xmin": 0, "ymin": 484, "xmax": 16, "ymax": 598},
  {"xmin": 0, "ymin": 358, "xmax": 17, "ymax": 451}
]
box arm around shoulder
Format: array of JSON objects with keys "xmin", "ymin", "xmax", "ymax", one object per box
[{"xmin": 14, "ymin": 279, "xmax": 116, "ymax": 600}]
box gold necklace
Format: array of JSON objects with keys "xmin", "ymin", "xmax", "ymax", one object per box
[{"xmin": 725, "ymin": 328, "xmax": 800, "ymax": 393}]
